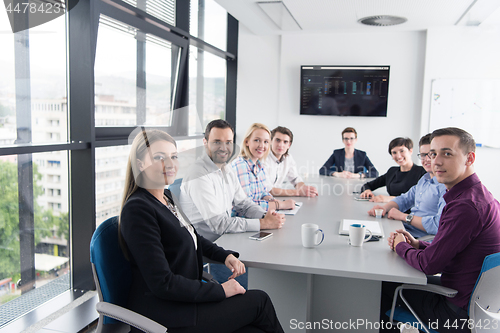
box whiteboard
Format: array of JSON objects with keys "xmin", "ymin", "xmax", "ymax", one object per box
[{"xmin": 429, "ymin": 79, "xmax": 500, "ymax": 148}]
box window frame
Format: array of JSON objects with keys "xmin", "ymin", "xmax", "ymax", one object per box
[{"xmin": 0, "ymin": 1, "xmax": 238, "ymax": 323}]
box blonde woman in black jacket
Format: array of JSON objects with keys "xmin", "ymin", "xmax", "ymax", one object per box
[{"xmin": 119, "ymin": 129, "xmax": 284, "ymax": 333}]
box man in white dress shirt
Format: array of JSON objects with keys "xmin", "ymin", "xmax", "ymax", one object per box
[
  {"xmin": 179, "ymin": 119, "xmax": 285, "ymax": 242},
  {"xmin": 263, "ymin": 126, "xmax": 318, "ymax": 197}
]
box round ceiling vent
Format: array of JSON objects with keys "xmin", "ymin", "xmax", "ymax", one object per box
[{"xmin": 358, "ymin": 15, "xmax": 407, "ymax": 26}]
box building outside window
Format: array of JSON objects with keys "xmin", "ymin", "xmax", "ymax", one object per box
[{"xmin": 0, "ymin": 0, "xmax": 236, "ymax": 329}]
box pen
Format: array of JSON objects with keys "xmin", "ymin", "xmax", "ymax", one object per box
[{"xmin": 295, "ymin": 203, "xmax": 300, "ymax": 207}]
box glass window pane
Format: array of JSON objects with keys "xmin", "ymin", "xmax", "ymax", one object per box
[
  {"xmin": 0, "ymin": 14, "xmax": 67, "ymax": 146},
  {"xmin": 144, "ymin": 35, "xmax": 174, "ymax": 125},
  {"xmin": 0, "ymin": 152, "xmax": 70, "ymax": 325},
  {"xmin": 94, "ymin": 16, "xmax": 178, "ymax": 127},
  {"xmin": 189, "ymin": 46, "xmax": 227, "ymax": 130},
  {"xmin": 95, "ymin": 146, "xmax": 130, "ymax": 226},
  {"xmin": 122, "ymin": 0, "xmax": 175, "ymax": 26},
  {"xmin": 190, "ymin": 0, "xmax": 227, "ymax": 51}
]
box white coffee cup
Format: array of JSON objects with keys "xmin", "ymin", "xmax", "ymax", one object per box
[
  {"xmin": 301, "ymin": 223, "xmax": 324, "ymax": 248},
  {"xmin": 349, "ymin": 224, "xmax": 373, "ymax": 247}
]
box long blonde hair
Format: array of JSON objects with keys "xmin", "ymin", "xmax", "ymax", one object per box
[
  {"xmin": 118, "ymin": 129, "xmax": 176, "ymax": 257},
  {"xmin": 239, "ymin": 123, "xmax": 271, "ymax": 160}
]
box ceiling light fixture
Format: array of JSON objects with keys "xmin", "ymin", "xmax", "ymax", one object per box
[
  {"xmin": 257, "ymin": 1, "xmax": 302, "ymax": 31},
  {"xmin": 358, "ymin": 15, "xmax": 407, "ymax": 26}
]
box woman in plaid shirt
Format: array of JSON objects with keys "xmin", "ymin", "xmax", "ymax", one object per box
[{"xmin": 231, "ymin": 123, "xmax": 295, "ymax": 213}]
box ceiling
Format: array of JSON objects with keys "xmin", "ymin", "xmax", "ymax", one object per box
[{"xmin": 215, "ymin": 0, "xmax": 500, "ymax": 35}]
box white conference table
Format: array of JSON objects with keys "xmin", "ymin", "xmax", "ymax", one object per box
[{"xmin": 215, "ymin": 176, "xmax": 427, "ymax": 333}]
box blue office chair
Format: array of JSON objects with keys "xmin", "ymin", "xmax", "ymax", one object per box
[
  {"xmin": 90, "ymin": 216, "xmax": 167, "ymax": 333},
  {"xmin": 168, "ymin": 178, "xmax": 182, "ymax": 198},
  {"xmin": 387, "ymin": 252, "xmax": 500, "ymax": 333}
]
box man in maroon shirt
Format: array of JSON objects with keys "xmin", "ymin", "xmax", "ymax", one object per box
[{"xmin": 381, "ymin": 127, "xmax": 500, "ymax": 333}]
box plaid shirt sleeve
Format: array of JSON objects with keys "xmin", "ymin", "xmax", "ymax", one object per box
[{"xmin": 232, "ymin": 157, "xmax": 270, "ymax": 211}]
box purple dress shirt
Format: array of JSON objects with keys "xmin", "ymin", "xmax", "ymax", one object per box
[{"xmin": 396, "ymin": 173, "xmax": 500, "ymax": 309}]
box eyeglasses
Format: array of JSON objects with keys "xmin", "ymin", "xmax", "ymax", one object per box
[
  {"xmin": 417, "ymin": 153, "xmax": 430, "ymax": 160},
  {"xmin": 343, "ymin": 137, "xmax": 356, "ymax": 141}
]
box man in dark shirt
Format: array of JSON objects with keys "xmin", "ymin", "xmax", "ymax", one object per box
[{"xmin": 382, "ymin": 127, "xmax": 500, "ymax": 333}]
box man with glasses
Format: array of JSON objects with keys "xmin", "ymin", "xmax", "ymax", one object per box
[{"xmin": 368, "ymin": 134, "xmax": 446, "ymax": 238}]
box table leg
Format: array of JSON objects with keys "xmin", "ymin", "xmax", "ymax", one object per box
[{"xmin": 248, "ymin": 268, "xmax": 383, "ymax": 333}]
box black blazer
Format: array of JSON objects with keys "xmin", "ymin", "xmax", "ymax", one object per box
[
  {"xmin": 120, "ymin": 188, "xmax": 237, "ymax": 329},
  {"xmin": 319, "ymin": 148, "xmax": 378, "ymax": 178}
]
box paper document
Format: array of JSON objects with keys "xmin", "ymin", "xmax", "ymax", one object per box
[
  {"xmin": 339, "ymin": 219, "xmax": 384, "ymax": 237},
  {"xmin": 276, "ymin": 202, "xmax": 303, "ymax": 215}
]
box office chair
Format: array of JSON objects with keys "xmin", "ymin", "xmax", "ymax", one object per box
[
  {"xmin": 387, "ymin": 252, "xmax": 500, "ymax": 333},
  {"xmin": 168, "ymin": 178, "xmax": 182, "ymax": 198},
  {"xmin": 468, "ymin": 252, "xmax": 500, "ymax": 333},
  {"xmin": 167, "ymin": 178, "xmax": 214, "ymax": 276},
  {"xmin": 90, "ymin": 216, "xmax": 168, "ymax": 333}
]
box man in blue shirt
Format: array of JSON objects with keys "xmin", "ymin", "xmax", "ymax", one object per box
[{"xmin": 368, "ymin": 134, "xmax": 446, "ymax": 238}]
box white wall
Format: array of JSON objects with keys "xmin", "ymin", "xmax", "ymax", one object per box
[
  {"xmin": 421, "ymin": 26, "xmax": 500, "ymax": 198},
  {"xmin": 236, "ymin": 26, "xmax": 500, "ymax": 199},
  {"xmin": 237, "ymin": 29, "xmax": 427, "ymax": 176},
  {"xmin": 235, "ymin": 25, "xmax": 281, "ymax": 145}
]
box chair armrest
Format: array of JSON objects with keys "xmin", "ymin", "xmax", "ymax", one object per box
[
  {"xmin": 96, "ymin": 302, "xmax": 167, "ymax": 333},
  {"xmin": 398, "ymin": 283, "xmax": 458, "ymax": 298},
  {"xmin": 389, "ymin": 284, "xmax": 458, "ymax": 333}
]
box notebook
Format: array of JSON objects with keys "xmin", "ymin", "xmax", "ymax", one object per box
[
  {"xmin": 339, "ymin": 219, "xmax": 384, "ymax": 237},
  {"xmin": 276, "ymin": 202, "xmax": 303, "ymax": 215}
]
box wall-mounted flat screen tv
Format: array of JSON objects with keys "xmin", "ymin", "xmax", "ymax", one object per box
[{"xmin": 300, "ymin": 66, "xmax": 390, "ymax": 117}]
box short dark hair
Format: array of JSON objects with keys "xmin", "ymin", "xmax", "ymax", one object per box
[
  {"xmin": 431, "ymin": 127, "xmax": 476, "ymax": 154},
  {"xmin": 204, "ymin": 119, "xmax": 234, "ymax": 141},
  {"xmin": 341, "ymin": 127, "xmax": 357, "ymax": 138},
  {"xmin": 419, "ymin": 133, "xmax": 432, "ymax": 147},
  {"xmin": 388, "ymin": 137, "xmax": 413, "ymax": 155}
]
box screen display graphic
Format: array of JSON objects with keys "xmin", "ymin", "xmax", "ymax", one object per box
[{"xmin": 300, "ymin": 66, "xmax": 390, "ymax": 117}]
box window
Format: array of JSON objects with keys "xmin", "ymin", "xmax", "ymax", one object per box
[
  {"xmin": 0, "ymin": 0, "xmax": 237, "ymax": 329},
  {"xmin": 190, "ymin": 0, "xmax": 228, "ymax": 51},
  {"xmin": 94, "ymin": 16, "xmax": 180, "ymax": 127},
  {"xmin": 0, "ymin": 5, "xmax": 70, "ymax": 326},
  {"xmin": 95, "ymin": 146, "xmax": 129, "ymax": 226},
  {"xmin": 189, "ymin": 46, "xmax": 227, "ymax": 130},
  {"xmin": 0, "ymin": 152, "xmax": 69, "ymax": 319}
]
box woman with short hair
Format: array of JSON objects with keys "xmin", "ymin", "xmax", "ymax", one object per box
[{"xmin": 360, "ymin": 137, "xmax": 426, "ymax": 203}]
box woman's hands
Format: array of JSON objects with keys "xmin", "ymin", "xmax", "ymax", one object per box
[
  {"xmin": 225, "ymin": 254, "xmax": 246, "ymax": 280},
  {"xmin": 360, "ymin": 190, "xmax": 393, "ymax": 203},
  {"xmin": 359, "ymin": 189, "xmax": 373, "ymax": 199},
  {"xmin": 222, "ymin": 279, "xmax": 246, "ymax": 298},
  {"xmin": 222, "ymin": 254, "xmax": 247, "ymax": 298}
]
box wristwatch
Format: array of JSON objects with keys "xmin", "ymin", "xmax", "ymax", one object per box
[{"xmin": 404, "ymin": 214, "xmax": 414, "ymax": 225}]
